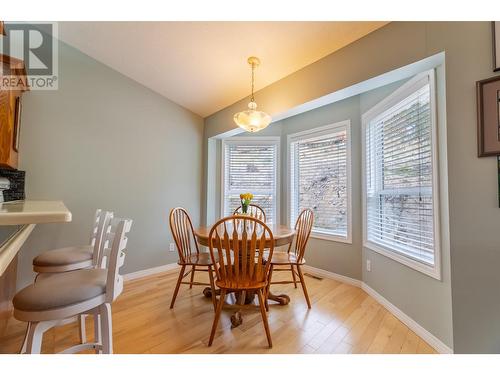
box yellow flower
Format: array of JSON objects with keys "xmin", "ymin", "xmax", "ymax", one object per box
[{"xmin": 240, "ymin": 192, "xmax": 253, "ymax": 201}]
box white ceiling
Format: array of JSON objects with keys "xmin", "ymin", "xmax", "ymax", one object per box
[{"xmin": 58, "ymin": 22, "xmax": 388, "ymax": 117}]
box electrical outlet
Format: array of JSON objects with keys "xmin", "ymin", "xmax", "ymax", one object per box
[
  {"xmin": 366, "ymin": 259, "xmax": 371, "ymax": 272},
  {"xmin": 169, "ymin": 243, "xmax": 175, "ymax": 252}
]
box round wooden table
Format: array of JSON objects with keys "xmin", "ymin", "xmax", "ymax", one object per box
[
  {"xmin": 194, "ymin": 224, "xmax": 295, "ymax": 248},
  {"xmin": 194, "ymin": 224, "xmax": 295, "ymax": 327}
]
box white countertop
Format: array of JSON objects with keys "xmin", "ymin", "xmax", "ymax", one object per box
[
  {"xmin": 0, "ymin": 200, "xmax": 72, "ymax": 276},
  {"xmin": 0, "ymin": 200, "xmax": 72, "ymax": 225}
]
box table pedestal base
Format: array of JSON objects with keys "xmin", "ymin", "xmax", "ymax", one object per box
[
  {"xmin": 203, "ymin": 287, "xmax": 290, "ymax": 328},
  {"xmin": 267, "ymin": 293, "xmax": 290, "ymax": 305}
]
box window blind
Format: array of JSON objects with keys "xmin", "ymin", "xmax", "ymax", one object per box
[
  {"xmin": 223, "ymin": 140, "xmax": 278, "ymax": 223},
  {"xmin": 290, "ymin": 124, "xmax": 349, "ymax": 239},
  {"xmin": 365, "ymin": 76, "xmax": 436, "ymax": 265}
]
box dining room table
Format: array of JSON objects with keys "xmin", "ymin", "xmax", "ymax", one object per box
[{"xmin": 193, "ymin": 223, "xmax": 296, "ymax": 327}]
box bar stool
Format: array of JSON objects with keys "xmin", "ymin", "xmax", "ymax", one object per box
[
  {"xmin": 19, "ymin": 210, "xmax": 113, "ymax": 352},
  {"xmin": 13, "ymin": 217, "xmax": 132, "ymax": 354},
  {"xmin": 33, "ymin": 209, "xmax": 110, "ymax": 274}
]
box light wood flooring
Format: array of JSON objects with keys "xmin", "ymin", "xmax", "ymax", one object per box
[{"xmin": 0, "ymin": 268, "xmax": 437, "ymax": 354}]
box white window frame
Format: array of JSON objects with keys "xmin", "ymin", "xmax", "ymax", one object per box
[
  {"xmin": 361, "ymin": 69, "xmax": 442, "ymax": 280},
  {"xmin": 287, "ymin": 120, "xmax": 352, "ymax": 243},
  {"xmin": 221, "ymin": 137, "xmax": 280, "ymax": 224}
]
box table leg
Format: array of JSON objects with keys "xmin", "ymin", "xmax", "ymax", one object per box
[{"xmin": 231, "ymin": 311, "xmax": 243, "ymax": 328}]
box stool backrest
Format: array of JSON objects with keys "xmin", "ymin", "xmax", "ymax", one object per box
[
  {"xmin": 208, "ymin": 215, "xmax": 274, "ymax": 288},
  {"xmin": 89, "ymin": 209, "xmax": 103, "ymax": 247},
  {"xmin": 233, "ymin": 204, "xmax": 266, "ymax": 222},
  {"xmin": 169, "ymin": 207, "xmax": 199, "ymax": 264},
  {"xmin": 99, "ymin": 217, "xmax": 133, "ymax": 302},
  {"xmin": 92, "ymin": 211, "xmax": 114, "ymax": 267}
]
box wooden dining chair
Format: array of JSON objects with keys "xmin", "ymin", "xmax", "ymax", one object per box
[
  {"xmin": 207, "ymin": 215, "xmax": 274, "ymax": 348},
  {"xmin": 169, "ymin": 207, "xmax": 217, "ymax": 309},
  {"xmin": 233, "ymin": 204, "xmax": 266, "ymax": 222},
  {"xmin": 266, "ymin": 208, "xmax": 314, "ymax": 309}
]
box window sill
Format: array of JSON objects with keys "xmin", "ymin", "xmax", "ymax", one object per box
[
  {"xmin": 310, "ymin": 231, "xmax": 352, "ymax": 244},
  {"xmin": 363, "ymin": 240, "xmax": 441, "ymax": 280}
]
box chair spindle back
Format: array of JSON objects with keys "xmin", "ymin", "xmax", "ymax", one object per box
[
  {"xmin": 169, "ymin": 207, "xmax": 199, "ymax": 264},
  {"xmin": 233, "ymin": 204, "xmax": 267, "ymax": 222},
  {"xmin": 208, "ymin": 216, "xmax": 274, "ymax": 288},
  {"xmin": 288, "ymin": 209, "xmax": 314, "ymax": 263}
]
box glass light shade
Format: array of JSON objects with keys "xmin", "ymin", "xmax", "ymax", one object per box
[{"xmin": 233, "ymin": 101, "xmax": 272, "ymax": 133}]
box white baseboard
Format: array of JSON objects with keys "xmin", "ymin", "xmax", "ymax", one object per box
[
  {"xmin": 361, "ymin": 283, "xmax": 453, "ymax": 354},
  {"xmin": 301, "ymin": 265, "xmax": 362, "ymax": 287},
  {"xmin": 123, "ymin": 262, "xmax": 453, "ymax": 354},
  {"xmin": 123, "ymin": 262, "xmax": 179, "ymax": 281}
]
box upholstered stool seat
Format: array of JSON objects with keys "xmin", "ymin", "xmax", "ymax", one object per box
[
  {"xmin": 14, "ymin": 269, "xmax": 107, "ymax": 316},
  {"xmin": 32, "ymin": 209, "xmax": 108, "ymax": 275},
  {"xmin": 32, "ymin": 246, "xmax": 93, "ymax": 272}
]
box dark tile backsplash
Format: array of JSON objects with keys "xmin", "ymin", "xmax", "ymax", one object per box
[{"xmin": 0, "ymin": 168, "xmax": 25, "ymax": 201}]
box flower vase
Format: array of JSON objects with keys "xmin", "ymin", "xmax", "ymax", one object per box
[{"xmin": 241, "ymin": 203, "xmax": 249, "ymax": 214}]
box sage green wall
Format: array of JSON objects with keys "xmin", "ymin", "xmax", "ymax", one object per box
[
  {"xmin": 204, "ymin": 22, "xmax": 500, "ymax": 352},
  {"xmin": 359, "ymin": 69, "xmax": 453, "ymax": 349},
  {"xmin": 277, "ymin": 96, "xmax": 362, "ymax": 280},
  {"xmin": 17, "ymin": 40, "xmax": 204, "ymax": 288},
  {"xmin": 226, "ymin": 98, "xmax": 362, "ymax": 279}
]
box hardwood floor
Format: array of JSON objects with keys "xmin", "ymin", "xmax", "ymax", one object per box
[{"xmin": 0, "ymin": 268, "xmax": 437, "ymax": 354}]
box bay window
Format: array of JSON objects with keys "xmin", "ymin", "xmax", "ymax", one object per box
[
  {"xmin": 222, "ymin": 138, "xmax": 280, "ymax": 224},
  {"xmin": 362, "ymin": 70, "xmax": 441, "ymax": 278},
  {"xmin": 288, "ymin": 121, "xmax": 352, "ymax": 242}
]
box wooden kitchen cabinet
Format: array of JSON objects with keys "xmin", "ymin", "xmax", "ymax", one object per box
[
  {"xmin": 0, "ymin": 90, "xmax": 20, "ymax": 169},
  {"xmin": 0, "ymin": 54, "xmax": 28, "ymax": 170}
]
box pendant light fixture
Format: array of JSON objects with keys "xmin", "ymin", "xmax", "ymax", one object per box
[{"xmin": 233, "ymin": 56, "xmax": 272, "ymax": 132}]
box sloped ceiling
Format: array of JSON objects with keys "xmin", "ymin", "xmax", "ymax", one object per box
[{"xmin": 58, "ymin": 21, "xmax": 388, "ymax": 117}]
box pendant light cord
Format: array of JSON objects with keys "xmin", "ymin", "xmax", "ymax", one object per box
[{"xmin": 250, "ymin": 62, "xmax": 255, "ymax": 103}]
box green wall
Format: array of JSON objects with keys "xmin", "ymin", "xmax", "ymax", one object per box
[{"xmin": 18, "ymin": 39, "xmax": 204, "ymax": 287}]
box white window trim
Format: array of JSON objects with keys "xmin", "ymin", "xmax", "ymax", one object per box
[
  {"xmin": 287, "ymin": 120, "xmax": 352, "ymax": 244},
  {"xmin": 221, "ymin": 137, "xmax": 281, "ymax": 224},
  {"xmin": 361, "ymin": 69, "xmax": 442, "ymax": 280}
]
